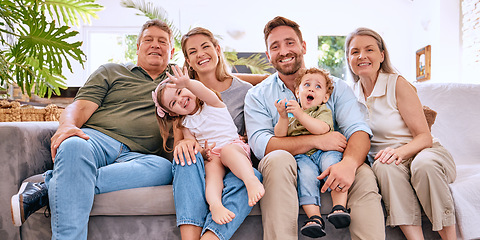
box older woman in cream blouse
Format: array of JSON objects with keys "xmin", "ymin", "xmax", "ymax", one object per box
[{"xmin": 345, "ymin": 27, "xmax": 457, "ymax": 240}]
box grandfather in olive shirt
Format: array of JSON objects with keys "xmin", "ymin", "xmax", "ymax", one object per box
[{"xmin": 46, "ymin": 19, "xmax": 175, "ymax": 240}]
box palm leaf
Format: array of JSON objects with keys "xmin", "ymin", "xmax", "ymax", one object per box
[
  {"xmin": 0, "ymin": 50, "xmax": 13, "ymax": 84},
  {"xmin": 26, "ymin": 56, "xmax": 67, "ymax": 98},
  {"xmin": 40, "ymin": 0, "xmax": 103, "ymax": 26},
  {"xmin": 0, "ymin": 0, "xmax": 22, "ymax": 43},
  {"xmin": 12, "ymin": 4, "xmax": 85, "ymax": 73},
  {"xmin": 0, "ymin": 0, "xmax": 101, "ymax": 97},
  {"xmin": 120, "ymin": 0, "xmax": 181, "ymax": 42},
  {"xmin": 230, "ymin": 53, "xmax": 273, "ymax": 74},
  {"xmin": 120, "ymin": 0, "xmax": 183, "ymax": 61}
]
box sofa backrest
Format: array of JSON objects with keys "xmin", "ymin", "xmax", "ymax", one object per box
[{"xmin": 415, "ymin": 83, "xmax": 480, "ymax": 166}]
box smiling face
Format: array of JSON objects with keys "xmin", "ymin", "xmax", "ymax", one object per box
[
  {"xmin": 266, "ymin": 26, "xmax": 306, "ymax": 77},
  {"xmin": 184, "ymin": 34, "xmax": 221, "ymax": 75},
  {"xmin": 347, "ymin": 35, "xmax": 385, "ymax": 80},
  {"xmin": 136, "ymin": 26, "xmax": 174, "ymax": 77},
  {"xmin": 295, "ymin": 73, "xmax": 329, "ymax": 110},
  {"xmin": 161, "ymin": 86, "xmax": 198, "ymax": 116}
]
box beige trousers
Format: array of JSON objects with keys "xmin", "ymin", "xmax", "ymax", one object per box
[
  {"xmin": 372, "ymin": 142, "xmax": 456, "ymax": 231},
  {"xmin": 258, "ymin": 150, "xmax": 385, "ymax": 240}
]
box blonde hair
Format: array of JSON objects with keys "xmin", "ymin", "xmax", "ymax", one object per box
[
  {"xmin": 345, "ymin": 27, "xmax": 396, "ymax": 82},
  {"xmin": 294, "ymin": 67, "xmax": 334, "ymax": 96},
  {"xmin": 181, "ymin": 27, "xmax": 233, "ymax": 82}
]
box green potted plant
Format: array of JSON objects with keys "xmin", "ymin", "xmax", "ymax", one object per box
[{"xmin": 0, "ymin": 0, "xmax": 103, "ymax": 98}]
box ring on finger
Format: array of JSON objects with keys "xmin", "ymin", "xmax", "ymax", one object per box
[{"xmin": 337, "ymin": 185, "xmax": 343, "ymax": 190}]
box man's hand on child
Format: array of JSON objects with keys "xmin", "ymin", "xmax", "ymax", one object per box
[
  {"xmin": 314, "ymin": 132, "xmax": 347, "ymax": 152},
  {"xmin": 318, "ymin": 160, "xmax": 356, "ymax": 193}
]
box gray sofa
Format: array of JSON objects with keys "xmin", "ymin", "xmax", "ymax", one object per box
[
  {"xmin": 3, "ymin": 123, "xmax": 443, "ymax": 240},
  {"xmin": 7, "ymin": 83, "xmax": 478, "ymax": 239}
]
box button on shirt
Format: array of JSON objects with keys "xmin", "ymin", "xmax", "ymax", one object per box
[{"xmin": 244, "ymin": 72, "xmax": 373, "ymax": 160}]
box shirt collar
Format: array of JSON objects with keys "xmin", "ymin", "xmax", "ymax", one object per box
[
  {"xmin": 274, "ymin": 72, "xmax": 289, "ymax": 92},
  {"xmin": 128, "ymin": 63, "xmax": 174, "ymax": 81},
  {"xmin": 354, "ymin": 72, "xmax": 389, "ymax": 99},
  {"xmin": 354, "ymin": 72, "xmax": 389, "ymax": 106},
  {"xmin": 125, "ymin": 62, "xmax": 137, "ymax": 71},
  {"xmin": 369, "ymin": 72, "xmax": 389, "ymax": 98}
]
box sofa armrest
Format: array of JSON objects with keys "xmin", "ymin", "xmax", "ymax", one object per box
[{"xmin": 0, "ymin": 121, "xmax": 58, "ymax": 240}]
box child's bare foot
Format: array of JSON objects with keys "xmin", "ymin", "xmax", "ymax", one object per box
[
  {"xmin": 210, "ymin": 204, "xmax": 235, "ymax": 225},
  {"xmin": 245, "ymin": 177, "xmax": 265, "ymax": 207}
]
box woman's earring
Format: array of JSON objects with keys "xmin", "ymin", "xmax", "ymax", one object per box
[{"xmin": 189, "ymin": 66, "xmax": 194, "ymax": 71}]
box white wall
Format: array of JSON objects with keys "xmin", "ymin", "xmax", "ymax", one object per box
[
  {"xmin": 64, "ymin": 0, "xmax": 463, "ymax": 86},
  {"xmin": 412, "ymin": 0, "xmax": 462, "ymax": 83}
]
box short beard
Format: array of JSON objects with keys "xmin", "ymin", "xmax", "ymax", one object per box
[
  {"xmin": 273, "ymin": 54, "xmax": 303, "ymax": 76},
  {"xmin": 276, "ymin": 62, "xmax": 302, "ymax": 75}
]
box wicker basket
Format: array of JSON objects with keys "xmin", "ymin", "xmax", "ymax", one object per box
[{"xmin": 0, "ymin": 100, "xmax": 63, "ymax": 122}]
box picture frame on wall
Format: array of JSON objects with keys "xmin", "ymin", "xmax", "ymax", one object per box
[{"xmin": 416, "ymin": 45, "xmax": 431, "ymax": 81}]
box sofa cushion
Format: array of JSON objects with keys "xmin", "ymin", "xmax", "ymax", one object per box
[
  {"xmin": 24, "ymin": 174, "xmax": 264, "ymax": 216},
  {"xmin": 416, "ymin": 83, "xmax": 480, "ymax": 240},
  {"xmin": 25, "ymin": 172, "xmax": 342, "ymax": 217}
]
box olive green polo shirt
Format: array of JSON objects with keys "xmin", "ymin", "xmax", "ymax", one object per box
[{"xmin": 75, "ymin": 62, "xmax": 174, "ymax": 157}]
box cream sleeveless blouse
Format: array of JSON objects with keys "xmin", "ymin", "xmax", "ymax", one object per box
[{"xmin": 353, "ymin": 73, "xmax": 413, "ymax": 157}]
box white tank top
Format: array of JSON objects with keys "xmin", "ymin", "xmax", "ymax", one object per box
[
  {"xmin": 183, "ymin": 104, "xmax": 239, "ymax": 149},
  {"xmin": 353, "ymin": 73, "xmax": 413, "ymax": 156}
]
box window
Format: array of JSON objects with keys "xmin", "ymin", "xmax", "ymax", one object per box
[
  {"xmin": 317, "ymin": 36, "xmax": 346, "ymax": 79},
  {"xmin": 84, "ymin": 27, "xmax": 139, "ymax": 76}
]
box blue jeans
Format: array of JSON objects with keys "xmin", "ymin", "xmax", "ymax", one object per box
[
  {"xmin": 172, "ymin": 153, "xmax": 262, "ymax": 240},
  {"xmin": 44, "ymin": 128, "xmax": 173, "ymax": 240},
  {"xmin": 295, "ymin": 150, "xmax": 343, "ymax": 206}
]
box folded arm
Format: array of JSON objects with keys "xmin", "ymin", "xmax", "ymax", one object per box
[{"xmin": 265, "ymin": 132, "xmax": 347, "ymax": 156}]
